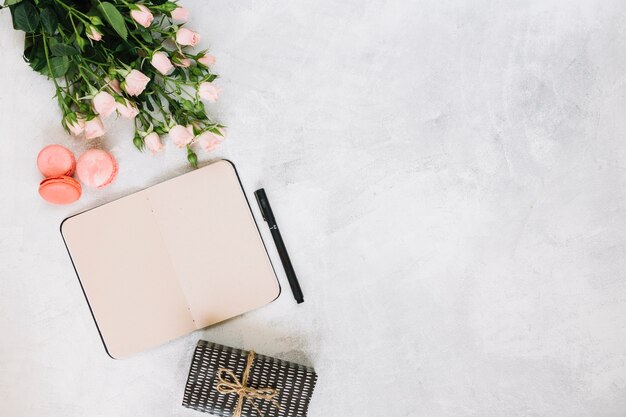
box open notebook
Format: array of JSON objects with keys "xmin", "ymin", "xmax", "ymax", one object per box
[{"xmin": 61, "ymin": 160, "xmax": 280, "ymax": 359}]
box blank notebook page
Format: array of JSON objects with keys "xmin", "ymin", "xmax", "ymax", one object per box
[{"xmin": 61, "ymin": 160, "xmax": 280, "ymax": 359}]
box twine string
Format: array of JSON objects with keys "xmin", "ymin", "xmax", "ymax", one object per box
[{"xmin": 216, "ymin": 351, "xmax": 281, "ymax": 417}]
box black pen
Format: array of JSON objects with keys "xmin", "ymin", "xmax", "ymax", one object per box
[{"xmin": 254, "ymin": 188, "xmax": 304, "ymax": 304}]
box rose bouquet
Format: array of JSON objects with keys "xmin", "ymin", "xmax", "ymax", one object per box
[{"xmin": 3, "ymin": 0, "xmax": 224, "ymax": 167}]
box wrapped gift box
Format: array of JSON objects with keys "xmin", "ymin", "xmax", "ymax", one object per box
[{"xmin": 183, "ymin": 340, "xmax": 318, "ymax": 417}]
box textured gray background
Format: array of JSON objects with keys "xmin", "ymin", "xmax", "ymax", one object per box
[{"xmin": 1, "ymin": 0, "xmax": 626, "ymax": 416}]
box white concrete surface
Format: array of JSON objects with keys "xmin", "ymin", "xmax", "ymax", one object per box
[{"xmin": 2, "ymin": 0, "xmax": 626, "ymax": 416}]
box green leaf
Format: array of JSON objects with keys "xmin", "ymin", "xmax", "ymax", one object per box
[
  {"xmin": 4, "ymin": 0, "xmax": 23, "ymax": 6},
  {"xmin": 11, "ymin": 1, "xmax": 39, "ymax": 33},
  {"xmin": 23, "ymin": 34, "xmax": 46, "ymax": 73},
  {"xmin": 50, "ymin": 43, "xmax": 79, "ymax": 57},
  {"xmin": 40, "ymin": 8, "xmax": 58, "ymax": 34},
  {"xmin": 194, "ymin": 102, "xmax": 207, "ymax": 119},
  {"xmin": 48, "ymin": 56, "xmax": 70, "ymax": 78},
  {"xmin": 96, "ymin": 2, "xmax": 127, "ymax": 40},
  {"xmin": 139, "ymin": 30, "xmax": 153, "ymax": 43},
  {"xmin": 145, "ymin": 97, "xmax": 154, "ymax": 112}
]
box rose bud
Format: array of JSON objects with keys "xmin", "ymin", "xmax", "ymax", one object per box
[
  {"xmin": 144, "ymin": 132, "xmax": 164, "ymax": 154},
  {"xmin": 84, "ymin": 117, "xmax": 106, "ymax": 140},
  {"xmin": 86, "ymin": 25, "xmax": 103, "ymax": 41},
  {"xmin": 197, "ymin": 131, "xmax": 222, "ymax": 153},
  {"xmin": 123, "ymin": 70, "xmax": 150, "ymax": 96},
  {"xmin": 130, "ymin": 5, "xmax": 154, "ymax": 28},
  {"xmin": 174, "ymin": 57, "xmax": 193, "ymax": 68},
  {"xmin": 198, "ymin": 82, "xmax": 220, "ymax": 102},
  {"xmin": 197, "ymin": 54, "xmax": 216, "ymax": 67},
  {"xmin": 169, "ymin": 125, "xmax": 194, "ymax": 147},
  {"xmin": 187, "ymin": 148, "xmax": 198, "ymax": 168},
  {"xmin": 176, "ymin": 28, "xmax": 201, "ymax": 46},
  {"xmin": 116, "ymin": 100, "xmax": 139, "ymax": 119},
  {"xmin": 65, "ymin": 114, "xmax": 85, "ymax": 136},
  {"xmin": 171, "ymin": 6, "xmax": 189, "ymax": 22},
  {"xmin": 106, "ymin": 77, "xmax": 122, "ymax": 94},
  {"xmin": 92, "ymin": 91, "xmax": 116, "ymax": 118},
  {"xmin": 151, "ymin": 51, "xmax": 174, "ymax": 75}
]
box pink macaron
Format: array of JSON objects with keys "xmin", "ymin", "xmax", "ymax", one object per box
[
  {"xmin": 76, "ymin": 149, "xmax": 118, "ymax": 188},
  {"xmin": 37, "ymin": 144, "xmax": 76, "ymax": 177},
  {"xmin": 39, "ymin": 176, "xmax": 82, "ymax": 205}
]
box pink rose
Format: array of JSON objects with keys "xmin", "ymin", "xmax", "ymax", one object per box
[
  {"xmin": 176, "ymin": 28, "xmax": 200, "ymax": 46},
  {"xmin": 175, "ymin": 58, "xmax": 193, "ymax": 68},
  {"xmin": 86, "ymin": 26, "xmax": 102, "ymax": 41},
  {"xmin": 197, "ymin": 54, "xmax": 216, "ymax": 67},
  {"xmin": 106, "ymin": 77, "xmax": 122, "ymax": 94},
  {"xmin": 197, "ymin": 131, "xmax": 222, "ymax": 153},
  {"xmin": 130, "ymin": 5, "xmax": 153, "ymax": 28},
  {"xmin": 198, "ymin": 82, "xmax": 220, "ymax": 102},
  {"xmin": 123, "ymin": 69, "xmax": 150, "ymax": 96},
  {"xmin": 65, "ymin": 115, "xmax": 85, "ymax": 136},
  {"xmin": 151, "ymin": 51, "xmax": 174, "ymax": 75},
  {"xmin": 171, "ymin": 6, "xmax": 189, "ymax": 22},
  {"xmin": 85, "ymin": 117, "xmax": 106, "ymax": 140},
  {"xmin": 92, "ymin": 91, "xmax": 116, "ymax": 118},
  {"xmin": 169, "ymin": 125, "xmax": 194, "ymax": 147},
  {"xmin": 144, "ymin": 132, "xmax": 164, "ymax": 154},
  {"xmin": 116, "ymin": 100, "xmax": 139, "ymax": 118}
]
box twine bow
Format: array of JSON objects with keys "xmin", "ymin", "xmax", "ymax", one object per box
[{"xmin": 216, "ymin": 351, "xmax": 281, "ymax": 417}]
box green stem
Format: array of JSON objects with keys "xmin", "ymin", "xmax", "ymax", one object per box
[
  {"xmin": 68, "ymin": 14, "xmax": 80, "ymax": 38},
  {"xmin": 42, "ymin": 33, "xmax": 67, "ymax": 113},
  {"xmin": 128, "ymin": 31, "xmax": 152, "ymax": 53},
  {"xmin": 53, "ymin": 0, "xmax": 91, "ymax": 23}
]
